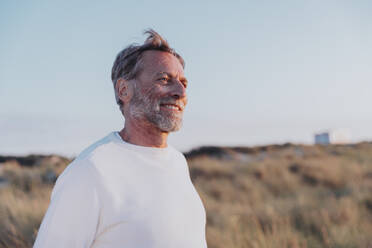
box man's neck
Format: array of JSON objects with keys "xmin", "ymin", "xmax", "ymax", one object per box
[{"xmin": 119, "ymin": 119, "xmax": 169, "ymax": 148}]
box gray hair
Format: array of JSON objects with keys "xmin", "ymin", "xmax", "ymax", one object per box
[{"xmin": 111, "ymin": 29, "xmax": 185, "ymax": 109}]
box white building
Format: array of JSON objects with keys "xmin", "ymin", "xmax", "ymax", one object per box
[{"xmin": 314, "ymin": 129, "xmax": 351, "ymax": 145}]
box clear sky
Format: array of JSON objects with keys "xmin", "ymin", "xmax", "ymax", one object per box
[{"xmin": 1, "ymin": 0, "xmax": 371, "ymax": 156}]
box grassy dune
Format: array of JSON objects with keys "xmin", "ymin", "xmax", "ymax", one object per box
[{"xmin": 1, "ymin": 143, "xmax": 372, "ymax": 247}]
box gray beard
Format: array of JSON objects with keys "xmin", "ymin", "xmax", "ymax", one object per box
[{"xmin": 129, "ymin": 89, "xmax": 183, "ymax": 132}]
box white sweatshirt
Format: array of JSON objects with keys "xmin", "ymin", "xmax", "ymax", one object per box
[{"xmin": 33, "ymin": 131, "xmax": 207, "ymax": 248}]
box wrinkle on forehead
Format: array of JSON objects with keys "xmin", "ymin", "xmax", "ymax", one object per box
[{"xmin": 141, "ymin": 50, "xmax": 184, "ymax": 77}]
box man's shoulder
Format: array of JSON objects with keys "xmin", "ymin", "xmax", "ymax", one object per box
[
  {"xmin": 52, "ymin": 132, "xmax": 119, "ymax": 196},
  {"xmin": 74, "ymin": 132, "xmax": 119, "ymax": 162},
  {"xmin": 58, "ymin": 132, "xmax": 121, "ymax": 180}
]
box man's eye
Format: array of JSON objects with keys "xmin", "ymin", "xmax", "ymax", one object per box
[{"xmin": 159, "ymin": 77, "xmax": 168, "ymax": 82}]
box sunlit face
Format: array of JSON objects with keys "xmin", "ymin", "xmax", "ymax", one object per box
[{"xmin": 129, "ymin": 50, "xmax": 188, "ymax": 132}]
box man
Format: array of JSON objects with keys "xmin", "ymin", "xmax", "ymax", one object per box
[{"xmin": 34, "ymin": 29, "xmax": 207, "ymax": 248}]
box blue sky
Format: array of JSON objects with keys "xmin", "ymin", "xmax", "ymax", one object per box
[{"xmin": 1, "ymin": 0, "xmax": 371, "ymax": 156}]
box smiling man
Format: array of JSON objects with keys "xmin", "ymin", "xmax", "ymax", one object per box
[{"xmin": 33, "ymin": 30, "xmax": 207, "ymax": 248}]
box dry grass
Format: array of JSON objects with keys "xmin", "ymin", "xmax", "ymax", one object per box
[
  {"xmin": 0, "ymin": 157, "xmax": 63, "ymax": 247},
  {"xmin": 1, "ymin": 143, "xmax": 372, "ymax": 247},
  {"xmin": 188, "ymin": 143, "xmax": 372, "ymax": 248}
]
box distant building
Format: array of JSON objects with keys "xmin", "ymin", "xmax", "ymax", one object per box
[{"xmin": 314, "ymin": 129, "xmax": 351, "ymax": 145}]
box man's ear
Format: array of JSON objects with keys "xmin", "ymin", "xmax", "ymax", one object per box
[{"xmin": 116, "ymin": 78, "xmax": 134, "ymax": 104}]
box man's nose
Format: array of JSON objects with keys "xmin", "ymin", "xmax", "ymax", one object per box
[{"xmin": 171, "ymin": 80, "xmax": 187, "ymax": 99}]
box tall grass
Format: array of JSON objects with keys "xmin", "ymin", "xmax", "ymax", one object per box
[
  {"xmin": 0, "ymin": 161, "xmax": 55, "ymax": 247},
  {"xmin": 188, "ymin": 144, "xmax": 372, "ymax": 248}
]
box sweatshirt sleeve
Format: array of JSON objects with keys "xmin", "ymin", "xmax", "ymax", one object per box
[{"xmin": 33, "ymin": 160, "xmax": 101, "ymax": 248}]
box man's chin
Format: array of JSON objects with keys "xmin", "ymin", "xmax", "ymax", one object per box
[
  {"xmin": 159, "ymin": 124, "xmax": 182, "ymax": 133},
  {"xmin": 156, "ymin": 119, "xmax": 183, "ymax": 133}
]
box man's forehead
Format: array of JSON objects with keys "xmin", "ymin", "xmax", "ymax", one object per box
[{"xmin": 141, "ymin": 50, "xmax": 184, "ymax": 75}]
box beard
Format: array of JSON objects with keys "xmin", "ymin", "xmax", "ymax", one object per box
[{"xmin": 128, "ymin": 86, "xmax": 183, "ymax": 132}]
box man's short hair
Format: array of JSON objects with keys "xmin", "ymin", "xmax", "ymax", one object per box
[{"xmin": 111, "ymin": 29, "xmax": 185, "ymax": 108}]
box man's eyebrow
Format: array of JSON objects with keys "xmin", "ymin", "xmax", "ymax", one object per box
[{"xmin": 156, "ymin": 72, "xmax": 170, "ymax": 76}]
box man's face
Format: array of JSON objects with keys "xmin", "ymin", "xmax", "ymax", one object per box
[{"xmin": 128, "ymin": 50, "xmax": 188, "ymax": 132}]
